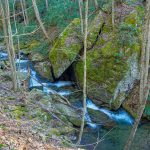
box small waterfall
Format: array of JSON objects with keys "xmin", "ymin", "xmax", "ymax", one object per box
[
  {"xmin": 58, "ymin": 91, "xmax": 72, "ymax": 96},
  {"xmin": 87, "ymin": 99, "xmax": 134, "ymax": 125},
  {"xmin": 85, "ymin": 112, "xmax": 97, "ymax": 129},
  {"xmin": 16, "ymin": 59, "xmax": 29, "ymax": 64},
  {"xmin": 50, "ymin": 81, "xmax": 73, "ymax": 88},
  {"xmin": 43, "ymin": 86, "xmax": 54, "ymax": 94}
]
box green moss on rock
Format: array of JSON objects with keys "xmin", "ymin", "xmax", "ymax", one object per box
[
  {"xmin": 125, "ymin": 10, "xmax": 137, "ymax": 25},
  {"xmin": 75, "ymin": 24, "xmax": 128, "ymax": 106},
  {"xmin": 87, "ymin": 11, "xmax": 104, "ymax": 48},
  {"xmin": 75, "ymin": 10, "xmax": 142, "ymax": 108},
  {"xmin": 49, "ymin": 18, "xmax": 82, "ymax": 78},
  {"xmin": 54, "ymin": 103, "xmax": 83, "ymax": 127},
  {"xmin": 49, "ymin": 11, "xmax": 105, "ymax": 79},
  {"xmin": 34, "ymin": 61, "xmax": 54, "ymax": 81}
]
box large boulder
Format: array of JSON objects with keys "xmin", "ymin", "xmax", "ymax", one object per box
[
  {"xmin": 75, "ymin": 10, "xmax": 141, "ymax": 109},
  {"xmin": 49, "ymin": 11, "xmax": 105, "ymax": 79},
  {"xmin": 49, "ymin": 18, "xmax": 82, "ymax": 79},
  {"xmin": 29, "ymin": 89, "xmax": 83, "ymax": 127}
]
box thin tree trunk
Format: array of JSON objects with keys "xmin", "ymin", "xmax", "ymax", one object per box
[
  {"xmin": 78, "ymin": 0, "xmax": 84, "ymax": 34},
  {"xmin": 32, "ymin": 0, "xmax": 51, "ymax": 41},
  {"xmin": 77, "ymin": 0, "xmax": 88, "ymax": 144},
  {"xmin": 20, "ymin": 0, "xmax": 27, "ymax": 25},
  {"xmin": 0, "ymin": 0, "xmax": 14, "ymax": 75},
  {"xmin": 112, "ymin": 0, "xmax": 115, "ymax": 28},
  {"xmin": 13, "ymin": 0, "xmax": 21, "ymax": 89},
  {"xmin": 22, "ymin": 0, "xmax": 29, "ymax": 24},
  {"xmin": 5, "ymin": 0, "xmax": 18, "ymax": 91},
  {"xmin": 0, "ymin": 0, "xmax": 18, "ymax": 91},
  {"xmin": 45, "ymin": 0, "xmax": 49, "ymax": 10},
  {"xmin": 94, "ymin": 0, "xmax": 98, "ymax": 10},
  {"xmin": 124, "ymin": 1, "xmax": 150, "ymax": 149}
]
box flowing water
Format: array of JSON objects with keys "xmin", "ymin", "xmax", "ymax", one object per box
[{"xmin": 0, "ymin": 51, "xmax": 150, "ymax": 150}]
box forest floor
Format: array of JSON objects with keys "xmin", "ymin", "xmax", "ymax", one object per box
[{"xmin": 0, "ymin": 69, "xmax": 77, "ymax": 150}]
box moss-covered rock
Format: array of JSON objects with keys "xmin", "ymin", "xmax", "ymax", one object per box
[
  {"xmin": 87, "ymin": 11, "xmax": 105, "ymax": 49},
  {"xmin": 34, "ymin": 61, "xmax": 54, "ymax": 81},
  {"xmin": 49, "ymin": 11, "xmax": 104, "ymax": 79},
  {"xmin": 18, "ymin": 40, "xmax": 41, "ymax": 55},
  {"xmin": 75, "ymin": 10, "xmax": 141, "ymax": 109},
  {"xmin": 54, "ymin": 103, "xmax": 83, "ymax": 127},
  {"xmin": 75, "ymin": 27, "xmax": 128, "ymax": 108},
  {"xmin": 49, "ymin": 18, "xmax": 82, "ymax": 79},
  {"xmin": 29, "ymin": 89, "xmax": 83, "ymax": 126},
  {"xmin": 29, "ymin": 89, "xmax": 47, "ymax": 101},
  {"xmin": 30, "ymin": 52, "xmax": 45, "ymax": 62}
]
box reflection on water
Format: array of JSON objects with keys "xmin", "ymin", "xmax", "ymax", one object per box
[{"xmin": 81, "ymin": 124, "xmax": 150, "ymax": 150}]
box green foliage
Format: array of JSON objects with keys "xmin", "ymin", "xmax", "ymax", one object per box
[{"xmin": 44, "ymin": 0, "xmax": 79, "ymax": 30}]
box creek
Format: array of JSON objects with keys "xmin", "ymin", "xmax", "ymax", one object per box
[{"xmin": 0, "ymin": 50, "xmax": 150, "ymax": 150}]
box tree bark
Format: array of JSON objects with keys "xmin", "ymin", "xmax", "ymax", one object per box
[
  {"xmin": 94, "ymin": 0, "xmax": 98, "ymax": 10},
  {"xmin": 112, "ymin": 0, "xmax": 115, "ymax": 28},
  {"xmin": 20, "ymin": 0, "xmax": 28, "ymax": 25},
  {"xmin": 32, "ymin": 0, "xmax": 51, "ymax": 41},
  {"xmin": 45, "ymin": 0, "xmax": 49, "ymax": 10},
  {"xmin": 23, "ymin": 0, "xmax": 29, "ymax": 24},
  {"xmin": 124, "ymin": 1, "xmax": 150, "ymax": 150},
  {"xmin": 78, "ymin": 0, "xmax": 84, "ymax": 34},
  {"xmin": 0, "ymin": 0, "xmax": 18, "ymax": 91},
  {"xmin": 77, "ymin": 0, "xmax": 88, "ymax": 145},
  {"xmin": 13, "ymin": 0, "xmax": 21, "ymax": 88}
]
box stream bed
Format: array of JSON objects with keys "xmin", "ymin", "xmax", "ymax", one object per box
[{"xmin": 0, "ymin": 50, "xmax": 150, "ymax": 150}]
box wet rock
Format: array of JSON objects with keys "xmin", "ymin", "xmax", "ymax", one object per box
[
  {"xmin": 54, "ymin": 103, "xmax": 84, "ymax": 127},
  {"xmin": 88, "ymin": 108, "xmax": 115, "ymax": 129},
  {"xmin": 34, "ymin": 61, "xmax": 54, "ymax": 81}
]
